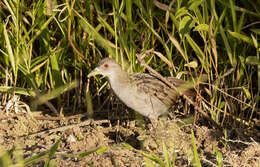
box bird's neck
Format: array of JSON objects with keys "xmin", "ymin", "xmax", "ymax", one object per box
[{"xmin": 108, "ymin": 70, "xmax": 130, "ymax": 88}]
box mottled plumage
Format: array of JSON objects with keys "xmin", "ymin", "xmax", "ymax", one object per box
[{"xmin": 88, "ymin": 58, "xmax": 195, "ymax": 119}]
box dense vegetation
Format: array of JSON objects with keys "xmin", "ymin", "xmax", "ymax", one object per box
[{"xmin": 0, "ymin": 0, "xmax": 259, "ymax": 166}]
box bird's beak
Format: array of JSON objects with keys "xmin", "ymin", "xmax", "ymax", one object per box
[{"xmin": 88, "ymin": 67, "xmax": 102, "ymax": 78}]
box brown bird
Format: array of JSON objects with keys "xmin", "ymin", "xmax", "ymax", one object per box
[{"xmin": 88, "ymin": 58, "xmax": 195, "ymax": 120}]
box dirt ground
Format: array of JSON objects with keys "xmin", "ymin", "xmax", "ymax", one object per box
[{"xmin": 0, "ymin": 100, "xmax": 259, "ymax": 167}]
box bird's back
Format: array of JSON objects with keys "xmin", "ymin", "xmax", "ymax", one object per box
[{"xmin": 129, "ymin": 73, "xmax": 195, "ymax": 107}]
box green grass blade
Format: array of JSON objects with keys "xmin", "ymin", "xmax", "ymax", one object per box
[
  {"xmin": 168, "ymin": 33, "xmax": 187, "ymax": 61},
  {"xmin": 185, "ymin": 34, "xmax": 208, "ymax": 72},
  {"xmin": 250, "ymin": 29, "xmax": 260, "ymax": 35},
  {"xmin": 194, "ymin": 24, "xmax": 209, "ymax": 32},
  {"xmin": 228, "ymin": 30, "xmax": 254, "ymax": 45},
  {"xmin": 139, "ymin": 14, "xmax": 171, "ymax": 62},
  {"xmin": 144, "ymin": 157, "xmax": 157, "ymax": 167},
  {"xmin": 179, "ymin": 16, "xmax": 194, "ymax": 38},
  {"xmin": 171, "ymin": 149, "xmax": 176, "ymax": 167},
  {"xmin": 229, "ymin": 0, "xmax": 237, "ymax": 32},
  {"xmin": 98, "ymin": 16, "xmax": 115, "ymax": 37},
  {"xmin": 246, "ymin": 56, "xmax": 260, "ymax": 65},
  {"xmin": 162, "ymin": 142, "xmax": 170, "ymax": 167},
  {"xmin": 78, "ymin": 147, "xmax": 108, "ymax": 158},
  {"xmin": 0, "ymin": 86, "xmax": 36, "ymax": 96},
  {"xmin": 35, "ymin": 81, "xmax": 78, "ymax": 105},
  {"xmin": 50, "ymin": 52, "xmax": 63, "ymax": 88},
  {"xmin": 219, "ymin": 26, "xmax": 236, "ymax": 66},
  {"xmin": 28, "ymin": 15, "xmax": 55, "ymax": 45},
  {"xmin": 24, "ymin": 150, "xmax": 50, "ymax": 166},
  {"xmin": 44, "ymin": 139, "xmax": 62, "ymax": 167},
  {"xmin": 191, "ymin": 130, "xmax": 202, "ymax": 167},
  {"xmin": 3, "ymin": 22, "xmax": 17, "ymax": 82},
  {"xmin": 75, "ymin": 10, "xmax": 115, "ymax": 57}
]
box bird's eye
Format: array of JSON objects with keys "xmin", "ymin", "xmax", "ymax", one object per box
[{"xmin": 104, "ymin": 64, "xmax": 109, "ymax": 68}]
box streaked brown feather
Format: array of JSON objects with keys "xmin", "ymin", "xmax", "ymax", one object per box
[{"xmin": 129, "ymin": 73, "xmax": 195, "ymax": 106}]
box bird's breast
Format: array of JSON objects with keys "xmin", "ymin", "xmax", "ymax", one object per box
[{"xmin": 109, "ymin": 80, "xmax": 168, "ymax": 118}]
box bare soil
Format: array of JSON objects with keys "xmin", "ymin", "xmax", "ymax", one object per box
[{"xmin": 0, "ymin": 102, "xmax": 259, "ymax": 167}]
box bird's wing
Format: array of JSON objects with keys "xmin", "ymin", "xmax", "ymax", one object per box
[{"xmin": 129, "ymin": 73, "xmax": 178, "ymax": 106}]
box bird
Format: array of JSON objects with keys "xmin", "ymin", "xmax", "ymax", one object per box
[{"xmin": 88, "ymin": 58, "xmax": 195, "ymax": 120}]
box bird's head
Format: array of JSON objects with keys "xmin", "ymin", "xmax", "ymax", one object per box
[{"xmin": 88, "ymin": 58, "xmax": 122, "ymax": 78}]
